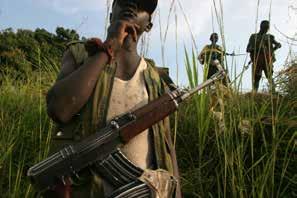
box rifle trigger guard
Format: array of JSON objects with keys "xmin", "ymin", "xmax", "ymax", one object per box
[
  {"xmin": 61, "ymin": 176, "xmax": 66, "ymax": 186},
  {"xmin": 70, "ymin": 166, "xmax": 80, "ymax": 179}
]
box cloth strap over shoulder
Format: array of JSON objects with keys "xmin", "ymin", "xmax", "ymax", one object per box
[{"xmin": 144, "ymin": 58, "xmax": 177, "ymax": 92}]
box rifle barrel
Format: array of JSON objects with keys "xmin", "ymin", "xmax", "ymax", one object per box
[{"xmin": 180, "ymin": 70, "xmax": 225, "ymax": 101}]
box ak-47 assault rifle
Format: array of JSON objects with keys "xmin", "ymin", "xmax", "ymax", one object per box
[{"xmin": 27, "ymin": 64, "xmax": 225, "ymax": 192}]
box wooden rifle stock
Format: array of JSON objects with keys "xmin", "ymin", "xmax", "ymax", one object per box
[{"xmin": 120, "ymin": 93, "xmax": 178, "ymax": 142}]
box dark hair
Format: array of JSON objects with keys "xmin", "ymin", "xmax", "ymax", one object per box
[
  {"xmin": 260, "ymin": 20, "xmax": 270, "ymax": 27},
  {"xmin": 111, "ymin": 0, "xmax": 156, "ymax": 15},
  {"xmin": 210, "ymin": 33, "xmax": 218, "ymax": 41},
  {"xmin": 111, "ymin": 0, "xmax": 152, "ymax": 22}
]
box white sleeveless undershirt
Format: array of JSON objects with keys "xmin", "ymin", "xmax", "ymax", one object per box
[{"xmin": 106, "ymin": 58, "xmax": 154, "ymax": 170}]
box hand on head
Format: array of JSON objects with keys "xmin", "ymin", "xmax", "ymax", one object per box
[
  {"xmin": 105, "ymin": 0, "xmax": 156, "ymax": 53},
  {"xmin": 105, "ymin": 21, "xmax": 140, "ymax": 53}
]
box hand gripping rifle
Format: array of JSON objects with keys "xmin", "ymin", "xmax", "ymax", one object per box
[{"xmin": 27, "ymin": 68, "xmax": 225, "ymax": 192}]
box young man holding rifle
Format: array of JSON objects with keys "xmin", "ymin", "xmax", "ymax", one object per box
[
  {"xmin": 44, "ymin": 0, "xmax": 181, "ymax": 197},
  {"xmin": 198, "ymin": 33, "xmax": 226, "ymax": 80}
]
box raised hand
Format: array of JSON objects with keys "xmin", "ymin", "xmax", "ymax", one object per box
[{"xmin": 105, "ymin": 20, "xmax": 140, "ymax": 54}]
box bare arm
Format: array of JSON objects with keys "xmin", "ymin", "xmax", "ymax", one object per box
[
  {"xmin": 246, "ymin": 35, "xmax": 254, "ymax": 53},
  {"xmin": 47, "ymin": 21, "xmax": 140, "ymax": 123},
  {"xmin": 46, "ymin": 50, "xmax": 109, "ymax": 123},
  {"xmin": 272, "ymin": 35, "xmax": 282, "ymax": 51},
  {"xmin": 198, "ymin": 46, "xmax": 206, "ymax": 64}
]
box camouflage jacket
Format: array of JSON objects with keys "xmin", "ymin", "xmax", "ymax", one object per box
[{"xmin": 50, "ymin": 41, "xmax": 181, "ymax": 197}]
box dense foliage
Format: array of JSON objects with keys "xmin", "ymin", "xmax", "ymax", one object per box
[{"xmin": 0, "ymin": 27, "xmax": 81, "ymax": 79}]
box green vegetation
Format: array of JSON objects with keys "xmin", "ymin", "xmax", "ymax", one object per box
[
  {"xmin": 0, "ymin": 72, "xmax": 53, "ymax": 198},
  {"xmin": 176, "ymin": 50, "xmax": 296, "ymax": 197},
  {"xmin": 0, "ymin": 27, "xmax": 81, "ymax": 81},
  {"xmin": 0, "ymin": 29, "xmax": 296, "ymax": 198}
]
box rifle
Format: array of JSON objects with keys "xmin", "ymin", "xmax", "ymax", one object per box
[
  {"xmin": 27, "ymin": 68, "xmax": 225, "ymax": 192},
  {"xmin": 225, "ymin": 52, "xmax": 247, "ymax": 57}
]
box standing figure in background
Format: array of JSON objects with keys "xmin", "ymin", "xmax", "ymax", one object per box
[
  {"xmin": 198, "ymin": 33, "xmax": 225, "ymax": 80},
  {"xmin": 246, "ymin": 20, "xmax": 282, "ymax": 92}
]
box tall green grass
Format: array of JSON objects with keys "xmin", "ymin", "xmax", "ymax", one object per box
[
  {"xmin": 0, "ymin": 77, "xmax": 52, "ymax": 197},
  {"xmin": 176, "ymin": 50, "xmax": 297, "ymax": 197},
  {"xmin": 0, "ymin": 51, "xmax": 58, "ymax": 197}
]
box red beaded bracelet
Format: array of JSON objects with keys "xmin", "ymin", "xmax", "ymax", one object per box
[{"xmin": 85, "ymin": 38, "xmax": 115, "ymax": 64}]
